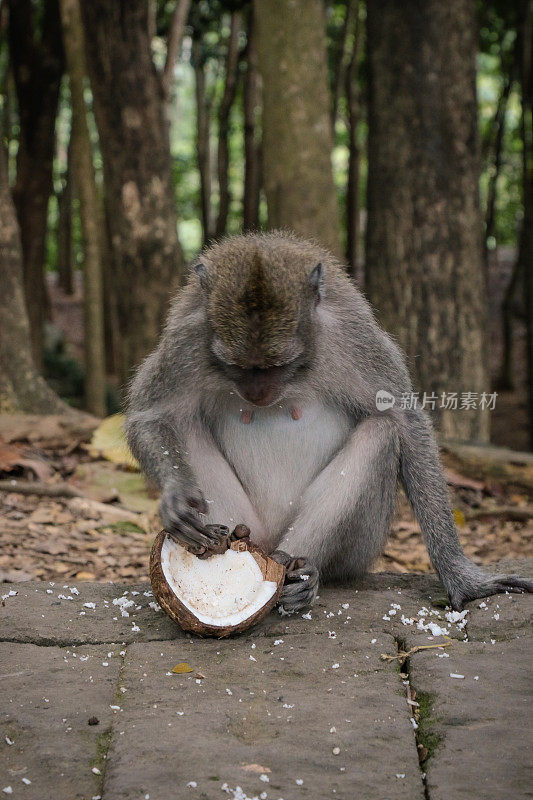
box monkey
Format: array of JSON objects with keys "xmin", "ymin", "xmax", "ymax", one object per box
[{"xmin": 125, "ymin": 231, "xmax": 533, "ymax": 614}]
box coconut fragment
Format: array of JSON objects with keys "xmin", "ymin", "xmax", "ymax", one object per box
[{"xmin": 150, "ymin": 532, "xmax": 285, "ymax": 637}]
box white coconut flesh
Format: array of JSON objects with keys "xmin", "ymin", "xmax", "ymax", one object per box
[{"xmin": 160, "ymin": 536, "xmax": 277, "ymax": 627}]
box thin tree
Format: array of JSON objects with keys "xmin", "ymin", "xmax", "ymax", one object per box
[
  {"xmin": 57, "ymin": 132, "xmax": 74, "ymax": 296},
  {"xmin": 59, "ymin": 0, "xmax": 106, "ymax": 416},
  {"xmin": 7, "ymin": 0, "xmax": 64, "ymax": 369},
  {"xmin": 255, "ymin": 0, "xmax": 341, "ymax": 255},
  {"xmin": 161, "ymin": 0, "xmax": 192, "ymax": 100},
  {"xmin": 215, "ymin": 12, "xmax": 241, "ymax": 239},
  {"xmin": 0, "ymin": 122, "xmax": 67, "ymax": 414},
  {"xmin": 366, "ymin": 0, "xmax": 489, "ymax": 442},
  {"xmin": 192, "ymin": 35, "xmax": 214, "ymax": 244},
  {"xmin": 345, "ymin": 0, "xmax": 362, "ymax": 280}
]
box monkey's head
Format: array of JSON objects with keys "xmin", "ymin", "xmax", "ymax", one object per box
[{"xmin": 192, "ymin": 233, "xmax": 328, "ymax": 406}]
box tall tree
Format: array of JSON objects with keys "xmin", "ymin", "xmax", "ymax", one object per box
[
  {"xmin": 8, "ymin": 0, "xmax": 64, "ymax": 369},
  {"xmin": 60, "ymin": 0, "xmax": 106, "ymax": 417},
  {"xmin": 80, "ymin": 0, "xmax": 184, "ymax": 383},
  {"xmin": 366, "ymin": 0, "xmax": 489, "ymax": 442},
  {"xmin": 0, "ymin": 125, "xmax": 66, "ymax": 414},
  {"xmin": 254, "ymin": 0, "xmax": 341, "ymax": 255}
]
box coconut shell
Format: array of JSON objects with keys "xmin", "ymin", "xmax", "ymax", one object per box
[{"xmin": 150, "ymin": 531, "xmax": 286, "ymax": 638}]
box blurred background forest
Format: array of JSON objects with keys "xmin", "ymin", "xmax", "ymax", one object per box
[
  {"xmin": 1, "ymin": 0, "xmax": 533, "ymax": 585},
  {"xmin": 0, "ymin": 0, "xmax": 532, "ymax": 447}
]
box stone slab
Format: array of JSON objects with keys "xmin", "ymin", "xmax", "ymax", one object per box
[
  {"xmin": 102, "ymin": 632, "xmax": 424, "ymax": 800},
  {"xmin": 409, "ymin": 637, "xmax": 533, "ymax": 800},
  {"xmin": 0, "ymin": 642, "xmax": 121, "ymax": 799}
]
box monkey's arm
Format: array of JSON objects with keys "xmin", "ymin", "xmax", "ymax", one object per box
[{"xmin": 398, "ymin": 407, "xmax": 533, "ymax": 609}]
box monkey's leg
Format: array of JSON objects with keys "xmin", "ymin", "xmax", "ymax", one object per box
[
  {"xmin": 399, "ymin": 408, "xmax": 533, "ymax": 610},
  {"xmin": 274, "ymin": 416, "xmax": 400, "ymax": 612},
  {"xmin": 183, "ymin": 423, "xmax": 268, "ymax": 540}
]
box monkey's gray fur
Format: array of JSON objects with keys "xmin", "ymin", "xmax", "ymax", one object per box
[{"xmin": 125, "ymin": 231, "xmax": 533, "ymax": 613}]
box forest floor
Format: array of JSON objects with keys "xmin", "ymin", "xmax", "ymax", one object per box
[{"xmin": 0, "ymin": 413, "xmax": 532, "ymax": 585}]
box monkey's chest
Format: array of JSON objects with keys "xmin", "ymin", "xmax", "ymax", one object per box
[{"xmin": 211, "ymin": 400, "xmax": 352, "ymax": 534}]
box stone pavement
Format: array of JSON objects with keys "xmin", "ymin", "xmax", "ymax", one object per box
[{"xmin": 1, "ymin": 563, "xmax": 531, "ymax": 800}]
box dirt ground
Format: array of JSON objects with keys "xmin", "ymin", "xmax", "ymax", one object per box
[{"xmin": 0, "ymin": 413, "xmax": 531, "ymax": 584}]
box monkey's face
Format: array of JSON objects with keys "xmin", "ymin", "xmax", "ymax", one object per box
[{"xmin": 193, "ymin": 238, "xmax": 325, "ymax": 406}]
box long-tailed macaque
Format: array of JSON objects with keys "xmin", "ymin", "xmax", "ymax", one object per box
[{"xmin": 126, "ymin": 232, "xmax": 532, "ymax": 613}]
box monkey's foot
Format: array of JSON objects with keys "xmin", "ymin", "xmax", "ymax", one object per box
[
  {"xmin": 448, "ymin": 573, "xmax": 533, "ymax": 611},
  {"xmin": 272, "ymin": 551, "xmax": 319, "ymax": 614}
]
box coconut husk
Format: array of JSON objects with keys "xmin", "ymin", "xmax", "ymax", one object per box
[{"xmin": 150, "ymin": 531, "xmax": 285, "ymax": 638}]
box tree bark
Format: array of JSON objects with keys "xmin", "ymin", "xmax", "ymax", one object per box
[
  {"xmin": 331, "ymin": 0, "xmax": 354, "ymax": 132},
  {"xmin": 345, "ymin": 1, "xmax": 362, "ymax": 280},
  {"xmin": 484, "ymin": 70, "xmax": 512, "ymax": 251},
  {"xmin": 242, "ymin": 7, "xmax": 261, "ymax": 231},
  {"xmin": 57, "ymin": 133, "xmax": 74, "ymax": 295},
  {"xmin": 193, "ymin": 38, "xmax": 214, "ymax": 245},
  {"xmin": 366, "ymin": 0, "xmax": 489, "ymax": 442},
  {"xmin": 215, "ymin": 12, "xmax": 241, "ymax": 239},
  {"xmin": 80, "ymin": 0, "xmax": 184, "ymax": 384},
  {"xmin": 8, "ymin": 0, "xmax": 64, "ymax": 370},
  {"xmin": 60, "ymin": 0, "xmax": 106, "ymax": 417},
  {"xmin": 255, "ymin": 0, "xmax": 341, "ymax": 255},
  {"xmin": 0, "ymin": 127, "xmax": 67, "ymax": 414}
]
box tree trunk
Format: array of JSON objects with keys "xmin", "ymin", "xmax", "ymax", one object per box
[
  {"xmin": 242, "ymin": 7, "xmax": 261, "ymax": 231},
  {"xmin": 80, "ymin": 0, "xmax": 184, "ymax": 384},
  {"xmin": 215, "ymin": 12, "xmax": 241, "ymax": 239},
  {"xmin": 345, "ymin": 1, "xmax": 362, "ymax": 281},
  {"xmin": 8, "ymin": 0, "xmax": 64, "ymax": 370},
  {"xmin": 331, "ymin": 0, "xmax": 354, "ymax": 132},
  {"xmin": 484, "ymin": 70, "xmax": 512, "ymax": 251},
  {"xmin": 161, "ymin": 0, "xmax": 192, "ymax": 100},
  {"xmin": 57, "ymin": 133, "xmax": 74, "ymax": 295},
  {"xmin": 366, "ymin": 0, "xmax": 489, "ymax": 442},
  {"xmin": 255, "ymin": 0, "xmax": 341, "ymax": 255},
  {"xmin": 60, "ymin": 0, "xmax": 106, "ymax": 417},
  {"xmin": 193, "ymin": 38, "xmax": 214, "ymax": 245},
  {"xmin": 0, "ymin": 127, "xmax": 67, "ymax": 414}
]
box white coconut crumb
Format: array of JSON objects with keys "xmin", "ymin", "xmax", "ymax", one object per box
[
  {"xmin": 83, "ymin": 602, "xmax": 96, "ymax": 610},
  {"xmin": 493, "ymin": 613, "xmax": 500, "ymax": 620},
  {"xmin": 282, "ymin": 703, "xmax": 294, "ymax": 709},
  {"xmin": 186, "ymin": 781, "xmax": 197, "ymax": 788},
  {"xmin": 301, "ymin": 612, "xmax": 312, "ymax": 620},
  {"xmin": 5, "ymin": 737, "xmax": 13, "ymax": 746},
  {"xmin": 226, "ymin": 688, "xmax": 233, "ymax": 695},
  {"xmin": 410, "ymin": 717, "xmax": 418, "ymax": 730},
  {"xmin": 2, "ymin": 788, "xmax": 13, "ymax": 795},
  {"xmin": 332, "ymin": 663, "xmax": 340, "ymax": 669},
  {"xmin": 382, "ymin": 615, "xmax": 390, "ymax": 621},
  {"xmin": 260, "ymin": 793, "xmax": 267, "ymax": 800},
  {"xmin": 2, "ymin": 590, "xmax": 17, "ymax": 602},
  {"xmin": 46, "ymin": 589, "xmax": 53, "ymax": 594},
  {"xmin": 396, "ymin": 773, "xmax": 405, "ymax": 779},
  {"xmin": 332, "ymin": 747, "xmax": 340, "ymax": 755},
  {"xmin": 148, "ymin": 602, "xmax": 161, "ymax": 613},
  {"xmin": 474, "ymin": 675, "xmax": 479, "ymax": 680},
  {"xmin": 296, "ymin": 778, "xmax": 304, "ymax": 785},
  {"xmin": 341, "ymin": 603, "xmax": 349, "ymax": 609},
  {"xmin": 110, "ymin": 705, "xmax": 121, "ymax": 712},
  {"xmin": 102, "ymin": 662, "xmax": 108, "ymax": 667},
  {"xmin": 21, "ymin": 778, "xmax": 31, "ymax": 785},
  {"xmin": 92, "ymin": 767, "xmax": 101, "ymax": 775},
  {"xmin": 445, "ymin": 609, "xmax": 469, "ymax": 630},
  {"xmin": 450, "ymin": 673, "xmax": 465, "ymax": 679},
  {"xmin": 328, "ymin": 631, "xmax": 336, "ymax": 639},
  {"xmin": 436, "ymin": 652, "xmax": 450, "ymax": 658},
  {"xmin": 249, "ymin": 655, "xmax": 256, "ymax": 662},
  {"xmin": 131, "ymin": 624, "xmax": 140, "ymax": 633},
  {"xmin": 259, "ymin": 774, "xmax": 269, "ymax": 783},
  {"xmin": 371, "ymin": 638, "xmax": 377, "ymax": 644},
  {"xmin": 273, "ymin": 639, "xmax": 284, "ymax": 646},
  {"xmin": 70, "ymin": 587, "xmax": 80, "ymax": 595}
]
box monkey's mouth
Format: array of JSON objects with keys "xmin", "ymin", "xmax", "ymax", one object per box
[{"xmin": 236, "ymin": 383, "xmax": 283, "ymax": 407}]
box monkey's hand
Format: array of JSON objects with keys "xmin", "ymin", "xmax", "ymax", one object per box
[
  {"xmin": 272, "ymin": 551, "xmax": 319, "ymax": 614},
  {"xmin": 160, "ymin": 480, "xmax": 229, "ymax": 558}
]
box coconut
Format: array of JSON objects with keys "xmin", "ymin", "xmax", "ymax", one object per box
[{"xmin": 150, "ymin": 531, "xmax": 285, "ymax": 637}]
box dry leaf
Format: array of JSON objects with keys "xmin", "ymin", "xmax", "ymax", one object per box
[
  {"xmin": 453, "ymin": 508, "xmax": 466, "ymax": 526},
  {"xmin": 172, "ymin": 663, "xmax": 194, "ymax": 674},
  {"xmin": 242, "ymin": 764, "xmax": 271, "ymax": 774},
  {"xmin": 87, "ymin": 415, "xmax": 138, "ymax": 469}
]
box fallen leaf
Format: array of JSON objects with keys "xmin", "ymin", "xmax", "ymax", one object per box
[
  {"xmin": 87, "ymin": 415, "xmax": 138, "ymax": 469},
  {"xmin": 0, "ymin": 439, "xmax": 53, "ymax": 481},
  {"xmin": 453, "ymin": 508, "xmax": 466, "ymax": 526},
  {"xmin": 445, "ymin": 469, "xmax": 484, "ymax": 491},
  {"xmin": 242, "ymin": 765, "xmax": 271, "ymax": 774},
  {"xmin": 172, "ymin": 663, "xmax": 194, "ymax": 674},
  {"xmin": 75, "ymin": 571, "xmax": 96, "ymax": 580}
]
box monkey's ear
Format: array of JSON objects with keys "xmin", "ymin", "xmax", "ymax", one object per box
[
  {"xmin": 308, "ymin": 262, "xmax": 325, "ymax": 302},
  {"xmin": 192, "ymin": 262, "xmax": 209, "ymax": 290}
]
